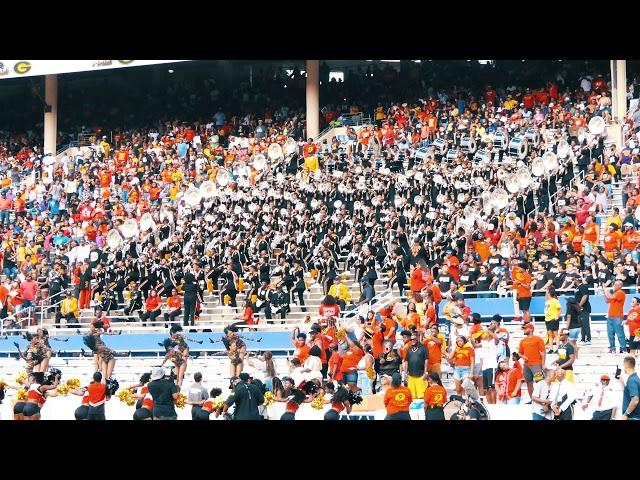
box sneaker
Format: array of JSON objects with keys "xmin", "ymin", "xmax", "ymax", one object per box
[
  {"xmin": 620, "ymin": 348, "xmax": 626, "ymax": 354},
  {"xmin": 583, "ymin": 341, "xmax": 591, "ymax": 345},
  {"xmin": 609, "ymin": 348, "xmax": 616, "ymax": 354},
  {"xmin": 547, "ymin": 349, "xmax": 555, "ymax": 354}
]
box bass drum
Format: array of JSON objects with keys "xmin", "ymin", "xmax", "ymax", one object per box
[
  {"xmin": 433, "ymin": 138, "xmax": 447, "ymax": 156},
  {"xmin": 460, "ymin": 136, "xmax": 477, "ymax": 154},
  {"xmin": 492, "ymin": 130, "xmax": 509, "ymax": 150},
  {"xmin": 508, "ymin": 135, "xmax": 528, "ymax": 160},
  {"xmin": 524, "ymin": 128, "xmax": 540, "ymax": 145}
]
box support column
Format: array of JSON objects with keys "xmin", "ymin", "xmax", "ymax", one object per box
[
  {"xmin": 306, "ymin": 60, "xmax": 320, "ymax": 140},
  {"xmin": 616, "ymin": 59, "xmax": 627, "ymax": 121},
  {"xmin": 44, "ymin": 74, "xmax": 58, "ymax": 156}
]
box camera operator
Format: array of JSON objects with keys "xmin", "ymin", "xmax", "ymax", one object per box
[
  {"xmin": 147, "ymin": 366, "xmax": 180, "ymax": 420},
  {"xmin": 222, "ymin": 372, "xmax": 264, "ymax": 420}
]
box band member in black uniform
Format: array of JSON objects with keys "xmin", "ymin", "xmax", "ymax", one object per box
[
  {"xmin": 124, "ymin": 282, "xmax": 144, "ymax": 317},
  {"xmin": 219, "ymin": 263, "xmax": 239, "ymax": 308},
  {"xmin": 389, "ymin": 248, "xmax": 408, "ymax": 299},
  {"xmin": 320, "ymin": 249, "xmax": 337, "ymax": 295},
  {"xmin": 291, "ymin": 259, "xmax": 307, "ymax": 312},
  {"xmin": 182, "ymin": 271, "xmax": 203, "ymax": 327}
]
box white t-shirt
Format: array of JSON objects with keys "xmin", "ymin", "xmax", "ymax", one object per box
[
  {"xmin": 480, "ymin": 339, "xmax": 498, "ymax": 370},
  {"xmin": 531, "ymin": 380, "xmax": 553, "ymax": 419}
]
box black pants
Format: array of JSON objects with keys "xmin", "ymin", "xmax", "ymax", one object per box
[
  {"xmin": 555, "ymin": 406, "xmax": 573, "ymax": 420},
  {"xmin": 280, "ymin": 411, "xmax": 296, "ymax": 420},
  {"xmin": 591, "ymin": 409, "xmax": 613, "ymax": 420},
  {"xmin": 75, "ymin": 405, "xmax": 89, "ymax": 420},
  {"xmin": 324, "ymin": 409, "xmax": 340, "ymax": 420},
  {"xmin": 384, "ymin": 411, "xmax": 411, "ymax": 420},
  {"xmin": 87, "ymin": 403, "xmax": 106, "ymax": 420},
  {"xmin": 274, "ymin": 306, "xmax": 290, "ymax": 319},
  {"xmin": 191, "ymin": 405, "xmax": 203, "ymax": 420},
  {"xmin": 293, "ymin": 288, "xmax": 306, "ymax": 312},
  {"xmin": 194, "ymin": 409, "xmax": 212, "ymax": 420},
  {"xmin": 183, "ymin": 294, "xmax": 197, "ymax": 326},
  {"xmin": 164, "ymin": 309, "xmax": 182, "ymax": 324},
  {"xmin": 139, "ymin": 309, "xmax": 161, "ymax": 326},
  {"xmin": 221, "ymin": 288, "xmax": 237, "ymax": 307},
  {"xmin": 579, "ymin": 312, "xmax": 591, "ymax": 342},
  {"xmin": 55, "ymin": 312, "xmax": 79, "ymax": 327},
  {"xmin": 424, "ymin": 407, "xmax": 445, "ymax": 420},
  {"xmin": 390, "ymin": 275, "xmax": 406, "ymax": 299}
]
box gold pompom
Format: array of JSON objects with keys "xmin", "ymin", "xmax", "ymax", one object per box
[
  {"xmin": 263, "ymin": 391, "xmax": 275, "ymax": 408},
  {"xmin": 336, "ymin": 328, "xmax": 347, "ymax": 342},
  {"xmin": 116, "ymin": 389, "xmax": 136, "ymax": 407},
  {"xmin": 211, "ymin": 396, "xmax": 225, "ymax": 411},
  {"xmin": 66, "ymin": 378, "xmax": 81, "ymax": 390},
  {"xmin": 366, "ymin": 365, "xmax": 376, "ymax": 381},
  {"xmin": 175, "ymin": 393, "xmax": 187, "ymax": 409},
  {"xmin": 16, "ymin": 388, "xmax": 27, "ymax": 401},
  {"xmin": 57, "ymin": 384, "xmax": 69, "ymax": 396},
  {"xmin": 311, "ymin": 394, "xmax": 325, "ymax": 410},
  {"xmin": 15, "ymin": 371, "xmax": 27, "ymax": 385},
  {"xmin": 0, "ymin": 379, "xmax": 5, "ymax": 390}
]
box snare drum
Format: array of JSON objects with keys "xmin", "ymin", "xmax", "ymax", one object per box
[
  {"xmin": 473, "ymin": 149, "xmax": 491, "ymax": 163},
  {"xmin": 460, "ymin": 136, "xmax": 477, "ymax": 154},
  {"xmin": 492, "ymin": 131, "xmax": 509, "ymax": 150},
  {"xmin": 508, "ymin": 135, "xmax": 528, "ymax": 160}
]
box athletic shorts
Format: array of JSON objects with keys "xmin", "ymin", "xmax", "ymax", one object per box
[
  {"xmin": 546, "ymin": 319, "xmax": 560, "ymax": 332},
  {"xmin": 75, "ymin": 405, "xmax": 89, "ymax": 420},
  {"xmin": 22, "ymin": 402, "xmax": 41, "ymax": 417},
  {"xmin": 13, "ymin": 401, "xmax": 25, "ymax": 415},
  {"xmin": 518, "ymin": 297, "xmax": 532, "ymax": 311},
  {"xmin": 482, "ymin": 368, "xmax": 496, "ymax": 389},
  {"xmin": 342, "ymin": 371, "xmax": 358, "ymax": 384},
  {"xmin": 523, "ymin": 364, "xmax": 544, "ymax": 383},
  {"xmin": 407, "ymin": 375, "xmax": 427, "ymax": 399}
]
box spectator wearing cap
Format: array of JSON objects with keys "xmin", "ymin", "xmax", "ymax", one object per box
[
  {"xmin": 147, "ymin": 367, "xmax": 180, "ymax": 421},
  {"xmin": 518, "ymin": 322, "xmax": 546, "ymax": 398},
  {"xmin": 581, "ymin": 374, "xmax": 617, "ymax": 420},
  {"xmin": 223, "ymin": 372, "xmax": 264, "ymax": 420},
  {"xmin": 574, "ymin": 273, "xmax": 592, "ymax": 344}
]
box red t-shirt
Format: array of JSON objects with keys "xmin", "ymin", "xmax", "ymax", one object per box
[
  {"xmin": 145, "ymin": 296, "xmax": 161, "ymax": 312},
  {"xmin": 319, "ymin": 304, "xmax": 340, "ymax": 317},
  {"xmin": 328, "ymin": 351, "xmax": 343, "ymax": 381},
  {"xmin": 87, "ymin": 382, "xmax": 107, "ymax": 406}
]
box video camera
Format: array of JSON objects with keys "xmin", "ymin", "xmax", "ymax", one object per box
[
  {"xmin": 45, "ymin": 368, "xmax": 62, "ymax": 385},
  {"xmin": 105, "ymin": 377, "xmax": 120, "ymax": 396}
]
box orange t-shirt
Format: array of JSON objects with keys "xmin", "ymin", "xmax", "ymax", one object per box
[
  {"xmin": 583, "ymin": 223, "xmax": 599, "ymax": 243},
  {"xmin": 423, "ymin": 336, "xmax": 443, "ymax": 365},
  {"xmin": 410, "ymin": 268, "xmax": 427, "ymax": 292},
  {"xmin": 627, "ymin": 306, "xmax": 640, "ymax": 337},
  {"xmin": 145, "ymin": 296, "xmax": 161, "ymax": 312},
  {"xmin": 87, "ymin": 382, "xmax": 107, "ymax": 406},
  {"xmin": 607, "ymin": 290, "xmax": 626, "ymax": 318},
  {"xmin": 622, "ymin": 231, "xmax": 640, "ymax": 250},
  {"xmin": 328, "ymin": 351, "xmax": 343, "ymax": 381},
  {"xmin": 603, "ymin": 232, "xmax": 621, "ymax": 252},
  {"xmin": 340, "ymin": 345, "xmax": 364, "ymax": 373},
  {"xmin": 430, "ymin": 284, "xmax": 442, "ymax": 305},
  {"xmin": 473, "ymin": 240, "xmax": 490, "ymax": 263},
  {"xmin": 293, "ymin": 342, "xmax": 311, "ymax": 365},
  {"xmin": 518, "ymin": 335, "xmax": 545, "ymax": 366},
  {"xmin": 453, "ymin": 346, "xmax": 474, "ymax": 367},
  {"xmin": 384, "ymin": 386, "xmax": 413, "ymax": 414},
  {"xmin": 513, "ymin": 269, "xmax": 533, "ymax": 299},
  {"xmin": 423, "ymin": 385, "xmax": 447, "ymax": 407}
]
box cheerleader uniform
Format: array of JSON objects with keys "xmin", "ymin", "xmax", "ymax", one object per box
[
  {"xmin": 133, "ymin": 387, "xmax": 154, "ymax": 420},
  {"xmin": 323, "ymin": 401, "xmax": 345, "ymax": 420},
  {"xmin": 22, "ymin": 384, "xmax": 46, "ymax": 418},
  {"xmin": 280, "ymin": 400, "xmax": 300, "ymax": 420},
  {"xmin": 194, "ymin": 399, "xmax": 213, "ymax": 420},
  {"xmin": 75, "ymin": 391, "xmax": 91, "ymax": 420}
]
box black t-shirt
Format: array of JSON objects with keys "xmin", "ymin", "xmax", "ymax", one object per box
[
  {"xmin": 557, "ymin": 342, "xmax": 575, "ymax": 370},
  {"xmin": 379, "ymin": 349, "xmax": 401, "ymax": 376},
  {"xmin": 459, "ymin": 271, "xmax": 476, "ymax": 290},
  {"xmin": 476, "ymin": 272, "xmax": 494, "ymax": 291},
  {"xmin": 488, "ymin": 255, "xmax": 502, "ymax": 269},
  {"xmin": 405, "ymin": 343, "xmax": 428, "ymax": 377},
  {"xmin": 534, "ymin": 270, "xmax": 554, "ymax": 290},
  {"xmin": 574, "ymin": 284, "xmax": 591, "ymax": 313},
  {"xmin": 436, "ymin": 274, "xmax": 452, "ymax": 293},
  {"xmin": 147, "ymin": 379, "xmax": 179, "ymax": 418},
  {"xmin": 565, "ymin": 303, "xmax": 581, "ymax": 330}
]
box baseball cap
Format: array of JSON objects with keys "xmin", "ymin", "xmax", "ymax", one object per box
[
  {"xmin": 600, "ymin": 375, "xmax": 610, "ymax": 382},
  {"xmin": 239, "ymin": 372, "xmax": 251, "ymax": 382}
]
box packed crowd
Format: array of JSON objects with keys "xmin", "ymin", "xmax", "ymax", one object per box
[{"xmin": 1, "ymin": 66, "xmax": 640, "ymax": 420}]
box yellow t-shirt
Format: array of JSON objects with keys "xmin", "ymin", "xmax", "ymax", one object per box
[
  {"xmin": 545, "ymin": 298, "xmax": 562, "ymax": 322},
  {"xmin": 606, "ymin": 216, "xmax": 622, "ymax": 229}
]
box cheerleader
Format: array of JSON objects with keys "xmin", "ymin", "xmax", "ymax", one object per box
[
  {"xmin": 83, "ymin": 321, "xmax": 118, "ymax": 379},
  {"xmin": 280, "ymin": 388, "xmax": 306, "ymax": 420},
  {"xmin": 22, "ymin": 371, "xmax": 60, "ymax": 421},
  {"xmin": 222, "ymin": 325, "xmax": 247, "ymax": 377},
  {"xmin": 3, "ymin": 380, "xmax": 29, "ymax": 420},
  {"xmin": 194, "ymin": 388, "xmax": 224, "ymax": 420},
  {"xmin": 323, "ymin": 386, "xmax": 352, "ymax": 420},
  {"xmin": 160, "ymin": 324, "xmax": 199, "ymax": 386},
  {"xmin": 68, "ymin": 385, "xmax": 90, "ymax": 420},
  {"xmin": 16, "ymin": 328, "xmax": 51, "ymax": 374}
]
